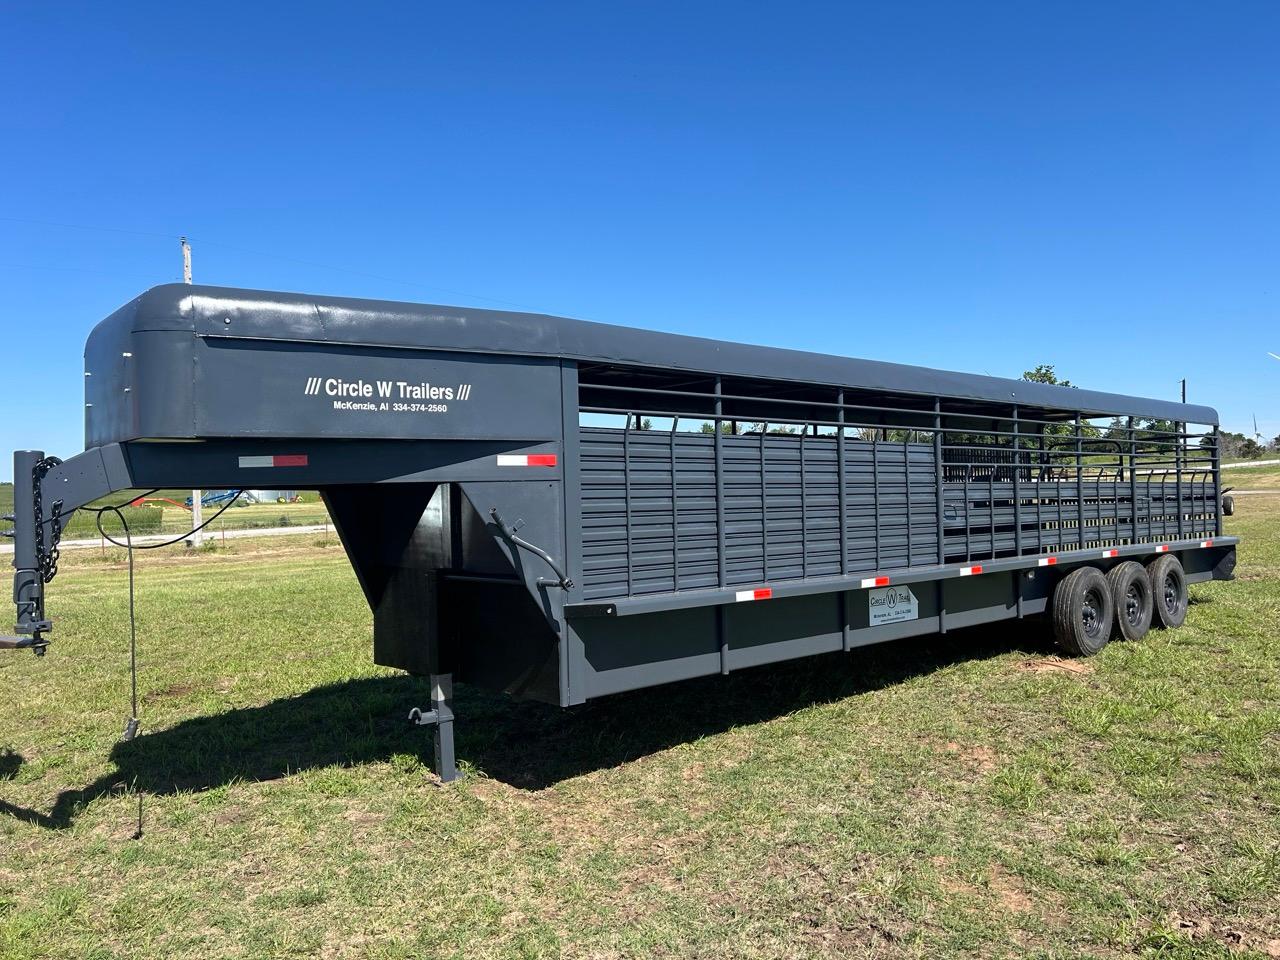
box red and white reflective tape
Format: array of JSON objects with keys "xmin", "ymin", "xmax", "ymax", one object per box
[
  {"xmin": 496, "ymin": 454, "xmax": 558, "ymax": 467},
  {"xmin": 959, "ymin": 565, "xmax": 983, "ymax": 577},
  {"xmin": 238, "ymin": 454, "xmax": 309, "ymax": 468},
  {"xmin": 1102, "ymin": 548, "xmax": 1119, "ymax": 558},
  {"xmin": 1037, "ymin": 556, "xmax": 1058, "ymax": 567},
  {"xmin": 1200, "ymin": 539, "xmax": 1214, "ymax": 548},
  {"xmin": 860, "ymin": 576, "xmax": 890, "ymax": 588},
  {"xmin": 735, "ymin": 587, "xmax": 773, "ymax": 602},
  {"xmin": 1154, "ymin": 544, "xmax": 1170, "ymax": 553}
]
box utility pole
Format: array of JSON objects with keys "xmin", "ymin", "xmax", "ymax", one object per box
[
  {"xmin": 1181, "ymin": 378, "xmax": 1186, "ymax": 404},
  {"xmin": 182, "ymin": 237, "xmax": 203, "ymax": 548}
]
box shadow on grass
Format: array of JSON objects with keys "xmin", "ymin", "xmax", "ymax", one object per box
[{"xmin": 1, "ymin": 620, "xmax": 1052, "ymax": 829}]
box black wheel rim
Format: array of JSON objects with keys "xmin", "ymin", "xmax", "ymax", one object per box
[
  {"xmin": 1125, "ymin": 583, "xmax": 1143, "ymax": 626},
  {"xmin": 1082, "ymin": 587, "xmax": 1105, "ymax": 638},
  {"xmin": 1162, "ymin": 573, "xmax": 1179, "ymax": 613}
]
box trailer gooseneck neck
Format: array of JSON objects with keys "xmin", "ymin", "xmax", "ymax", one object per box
[{"xmin": 3, "ymin": 283, "xmax": 1238, "ymax": 781}]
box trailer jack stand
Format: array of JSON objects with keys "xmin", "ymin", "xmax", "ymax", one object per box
[{"xmin": 407, "ymin": 673, "xmax": 459, "ymax": 783}]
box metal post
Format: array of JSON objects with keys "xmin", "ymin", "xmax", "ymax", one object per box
[
  {"xmin": 189, "ymin": 491, "xmax": 204, "ymax": 549},
  {"xmin": 933, "ymin": 400, "xmax": 944, "ymax": 565},
  {"xmin": 1212, "ymin": 426, "xmax": 1223, "ymax": 537},
  {"xmin": 714, "ymin": 377, "xmax": 726, "ymax": 589},
  {"xmin": 181, "ymin": 237, "xmax": 192, "ymax": 285},
  {"xmin": 430, "ymin": 673, "xmax": 458, "ymax": 782},
  {"xmin": 1011, "ymin": 406, "xmax": 1022, "ymax": 557},
  {"xmin": 6, "ymin": 451, "xmax": 48, "ymax": 649},
  {"xmin": 1075, "ymin": 413, "xmax": 1085, "ymax": 550},
  {"xmin": 1128, "ymin": 417, "xmax": 1139, "ymax": 545},
  {"xmin": 837, "ymin": 388, "xmax": 848, "ymax": 576}
]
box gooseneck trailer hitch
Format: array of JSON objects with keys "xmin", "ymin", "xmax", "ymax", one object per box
[{"xmin": 2, "ymin": 451, "xmax": 57, "ymax": 654}]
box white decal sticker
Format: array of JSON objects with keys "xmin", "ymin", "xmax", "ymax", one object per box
[{"xmin": 868, "ymin": 585, "xmax": 918, "ymax": 626}]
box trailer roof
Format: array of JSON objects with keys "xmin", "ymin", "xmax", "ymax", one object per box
[{"xmin": 106, "ymin": 283, "xmax": 1218, "ymax": 424}]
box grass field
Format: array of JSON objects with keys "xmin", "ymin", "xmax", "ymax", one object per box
[
  {"xmin": 0, "ymin": 484, "xmax": 332, "ymax": 539},
  {"xmin": 1, "ymin": 497, "xmax": 1277, "ymax": 958}
]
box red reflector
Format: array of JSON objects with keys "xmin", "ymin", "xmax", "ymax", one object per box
[
  {"xmin": 527, "ymin": 454, "xmax": 558, "ymax": 467},
  {"xmin": 971, "ymin": 565, "xmax": 983, "ymax": 575},
  {"xmin": 273, "ymin": 454, "xmax": 309, "ymax": 467},
  {"xmin": 1046, "ymin": 557, "xmax": 1056, "ymax": 565},
  {"xmin": 874, "ymin": 576, "xmax": 890, "ymax": 587},
  {"xmin": 754, "ymin": 587, "xmax": 773, "ymax": 600}
]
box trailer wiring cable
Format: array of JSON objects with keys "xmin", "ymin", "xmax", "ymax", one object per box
[{"xmin": 58, "ymin": 491, "xmax": 244, "ymax": 839}]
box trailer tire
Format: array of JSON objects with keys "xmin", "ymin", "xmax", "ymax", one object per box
[
  {"xmin": 1221, "ymin": 494, "xmax": 1234, "ymax": 517},
  {"xmin": 1146, "ymin": 554, "xmax": 1188, "ymax": 629},
  {"xmin": 1106, "ymin": 562, "xmax": 1152, "ymax": 642},
  {"xmin": 1052, "ymin": 566, "xmax": 1114, "ymax": 657}
]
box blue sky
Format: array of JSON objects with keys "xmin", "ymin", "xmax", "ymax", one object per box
[{"xmin": 3, "ymin": 2, "xmax": 1277, "ymax": 479}]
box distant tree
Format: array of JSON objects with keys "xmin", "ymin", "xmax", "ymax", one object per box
[
  {"xmin": 1271, "ymin": 434, "xmax": 1280, "ymax": 453},
  {"xmin": 1239, "ymin": 437, "xmax": 1263, "ymax": 459},
  {"xmin": 1020, "ymin": 365, "xmax": 1099, "ymax": 439},
  {"xmin": 1021, "ymin": 364, "xmax": 1074, "ymax": 388}
]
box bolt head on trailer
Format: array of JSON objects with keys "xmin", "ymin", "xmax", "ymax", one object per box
[{"xmin": 6, "ymin": 283, "xmax": 1238, "ymax": 778}]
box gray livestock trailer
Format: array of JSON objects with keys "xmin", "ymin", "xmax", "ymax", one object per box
[{"xmin": 4, "ymin": 284, "xmax": 1238, "ymax": 780}]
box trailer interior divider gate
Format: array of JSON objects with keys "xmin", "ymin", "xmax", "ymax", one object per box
[{"xmin": 4, "ymin": 285, "xmax": 1238, "ymax": 780}]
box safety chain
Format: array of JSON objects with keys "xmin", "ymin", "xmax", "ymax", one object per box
[{"xmin": 32, "ymin": 456, "xmax": 64, "ymax": 584}]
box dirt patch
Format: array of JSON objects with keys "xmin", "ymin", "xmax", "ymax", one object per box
[
  {"xmin": 145, "ymin": 682, "xmax": 198, "ymax": 701},
  {"xmin": 1166, "ymin": 911, "xmax": 1280, "ymax": 956},
  {"xmin": 938, "ymin": 742, "xmax": 999, "ymax": 772},
  {"xmin": 988, "ymin": 864, "xmax": 1033, "ymax": 913},
  {"xmin": 1018, "ymin": 657, "xmax": 1094, "ymax": 676}
]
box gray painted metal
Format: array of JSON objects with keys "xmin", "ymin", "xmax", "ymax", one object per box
[
  {"xmin": 86, "ymin": 284, "xmax": 1217, "ymax": 447},
  {"xmin": 6, "ymin": 284, "xmax": 1240, "ymax": 774}
]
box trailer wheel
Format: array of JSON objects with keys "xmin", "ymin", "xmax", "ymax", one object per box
[
  {"xmin": 1146, "ymin": 554, "xmax": 1189, "ymax": 629},
  {"xmin": 1221, "ymin": 494, "xmax": 1234, "ymax": 517},
  {"xmin": 1106, "ymin": 562, "xmax": 1152, "ymax": 642},
  {"xmin": 1051, "ymin": 567, "xmax": 1114, "ymax": 656}
]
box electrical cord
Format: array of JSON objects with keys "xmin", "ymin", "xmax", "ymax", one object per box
[
  {"xmin": 94, "ymin": 491, "xmax": 245, "ymax": 550},
  {"xmin": 72, "ymin": 489, "xmax": 244, "ymax": 839},
  {"xmin": 33, "ymin": 490, "xmax": 162, "ymax": 529}
]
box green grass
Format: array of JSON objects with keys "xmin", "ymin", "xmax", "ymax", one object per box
[
  {"xmin": 1, "ymin": 506, "xmax": 1278, "ymax": 958},
  {"xmin": 0, "ymin": 484, "xmax": 332, "ymax": 538},
  {"xmin": 1222, "ymin": 465, "xmax": 1280, "ymax": 490}
]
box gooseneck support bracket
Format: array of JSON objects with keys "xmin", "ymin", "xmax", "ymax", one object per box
[{"xmin": 488, "ymin": 507, "xmax": 573, "ymax": 590}]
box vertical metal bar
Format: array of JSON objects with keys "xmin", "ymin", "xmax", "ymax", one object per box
[
  {"xmin": 623, "ymin": 415, "xmax": 633, "ymax": 596},
  {"xmin": 1175, "ymin": 420, "xmax": 1185, "ymax": 540},
  {"xmin": 10, "ymin": 450, "xmax": 44, "ymax": 641},
  {"xmin": 962, "ymin": 436, "xmax": 971, "ymax": 563},
  {"xmin": 1076, "ymin": 413, "xmax": 1085, "ymax": 550},
  {"xmin": 760, "ymin": 428, "xmax": 769, "ymax": 581},
  {"xmin": 714, "ymin": 378, "xmax": 726, "ymax": 589},
  {"xmin": 904, "ymin": 432, "xmax": 913, "ymax": 566},
  {"xmin": 429, "ymin": 673, "xmax": 458, "ymax": 783},
  {"xmin": 670, "ymin": 420, "xmax": 680, "ymax": 591},
  {"xmin": 1012, "ymin": 406, "xmax": 1022, "ymax": 557},
  {"xmin": 800, "ymin": 429, "xmax": 808, "ymax": 579},
  {"xmin": 987, "ymin": 446, "xmax": 995, "ymax": 560},
  {"xmin": 933, "ymin": 400, "xmax": 945, "ymax": 565},
  {"xmin": 838, "ymin": 388, "xmax": 849, "ymax": 576},
  {"xmin": 872, "ymin": 427, "xmax": 881, "ymax": 569},
  {"xmin": 1212, "ymin": 425, "xmax": 1223, "ymax": 537},
  {"xmin": 1033, "ymin": 425, "xmax": 1043, "ymax": 552},
  {"xmin": 1128, "ymin": 416, "xmax": 1138, "ymax": 546}
]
